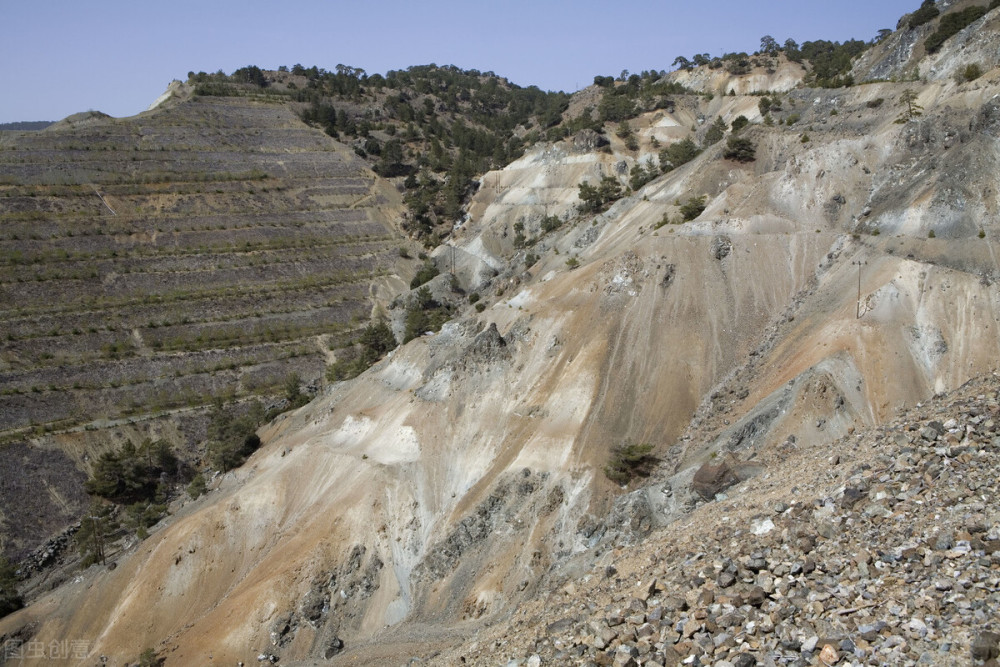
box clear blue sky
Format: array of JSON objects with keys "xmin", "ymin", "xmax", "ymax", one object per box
[{"xmin": 1, "ymin": 0, "xmax": 920, "ymax": 123}]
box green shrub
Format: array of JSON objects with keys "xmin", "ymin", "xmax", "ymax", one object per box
[
  {"xmin": 403, "ymin": 286, "xmax": 452, "ymax": 342},
  {"xmin": 680, "ymin": 196, "xmax": 708, "ymax": 221},
  {"xmin": 541, "ymin": 215, "xmax": 562, "ymax": 233},
  {"xmin": 137, "ymin": 647, "xmax": 163, "ymax": 667},
  {"xmin": 85, "ymin": 440, "xmax": 178, "ymax": 504},
  {"xmin": 960, "ymin": 63, "xmax": 983, "ymax": 82},
  {"xmin": 928, "ymin": 229, "xmax": 936, "ymax": 238},
  {"xmin": 410, "ymin": 260, "xmax": 440, "ymax": 288},
  {"xmin": 205, "ymin": 400, "xmax": 265, "ymax": 472},
  {"xmin": 282, "ymin": 372, "xmax": 305, "ymax": 408},
  {"xmin": 659, "ymin": 137, "xmax": 700, "ymax": 172},
  {"xmin": 328, "ymin": 320, "xmax": 398, "ymax": 381},
  {"xmin": 187, "ymin": 472, "xmax": 207, "ymax": 499},
  {"xmin": 705, "ymin": 117, "xmax": 727, "ymax": 144},
  {"xmin": 629, "ymin": 163, "xmax": 657, "ymax": 191},
  {"xmin": 125, "ymin": 501, "xmax": 167, "ymax": 538},
  {"xmin": 724, "ymin": 136, "xmax": 757, "ymax": 162},
  {"xmin": 730, "ymin": 115, "xmax": 749, "ymax": 133},
  {"xmin": 925, "ymin": 6, "xmax": 987, "ymax": 53},
  {"xmin": 908, "ymin": 0, "xmax": 939, "ymax": 29},
  {"xmin": 76, "ymin": 500, "xmax": 119, "ymax": 568},
  {"xmin": 603, "ymin": 442, "xmax": 655, "ymax": 485},
  {"xmin": 577, "ymin": 176, "xmax": 623, "ymax": 213},
  {"xmin": 653, "ymin": 213, "xmax": 672, "ymax": 229},
  {"xmin": 565, "ymin": 256, "xmax": 580, "ymax": 269}
]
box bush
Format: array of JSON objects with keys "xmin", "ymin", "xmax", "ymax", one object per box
[
  {"xmin": 629, "ymin": 163, "xmax": 657, "ymax": 191},
  {"xmin": 541, "ymin": 215, "xmax": 562, "ymax": 233},
  {"xmin": 730, "ymin": 115, "xmax": 749, "ymax": 134},
  {"xmin": 137, "ymin": 648, "xmax": 164, "ymax": 667},
  {"xmin": 679, "ymin": 196, "xmax": 708, "ymax": 221},
  {"xmin": 598, "ymin": 91, "xmax": 637, "ymax": 122},
  {"xmin": 187, "ymin": 472, "xmax": 207, "ymax": 499},
  {"xmin": 85, "ymin": 439, "xmax": 178, "ymax": 504},
  {"xmin": 76, "ymin": 500, "xmax": 119, "ymax": 568},
  {"xmin": 925, "ymin": 6, "xmax": 986, "ymax": 53},
  {"xmin": 578, "ymin": 176, "xmax": 623, "ymax": 213},
  {"xmin": 603, "ymin": 443, "xmax": 655, "ymax": 485},
  {"xmin": 327, "ymin": 320, "xmax": 398, "ymax": 381},
  {"xmin": 403, "ymin": 286, "xmax": 452, "ymax": 343},
  {"xmin": 705, "ymin": 117, "xmax": 727, "ymax": 144},
  {"xmin": 410, "ymin": 260, "xmax": 440, "ymax": 289},
  {"xmin": 659, "ymin": 137, "xmax": 700, "ymax": 172},
  {"xmin": 724, "ymin": 136, "xmax": 757, "ymax": 162},
  {"xmin": 960, "ymin": 63, "xmax": 983, "ymax": 82},
  {"xmin": 125, "ymin": 501, "xmax": 167, "ymax": 539},
  {"xmin": 908, "ymin": 0, "xmax": 939, "ymax": 29},
  {"xmin": 284, "ymin": 372, "xmax": 309, "ymax": 409},
  {"xmin": 565, "ymin": 256, "xmax": 580, "ymax": 269},
  {"xmin": 205, "ymin": 400, "xmax": 265, "ymax": 472}
]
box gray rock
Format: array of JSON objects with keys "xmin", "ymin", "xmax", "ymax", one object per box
[
  {"xmin": 971, "ymin": 631, "xmax": 1000, "ymax": 661},
  {"xmin": 711, "ymin": 235, "xmax": 733, "ymax": 260}
]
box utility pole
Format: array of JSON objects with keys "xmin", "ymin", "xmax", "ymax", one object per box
[{"xmin": 852, "ymin": 259, "xmax": 867, "ymax": 319}]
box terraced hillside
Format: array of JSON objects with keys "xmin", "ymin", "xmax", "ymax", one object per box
[{"xmin": 0, "ymin": 96, "xmax": 406, "ymax": 448}]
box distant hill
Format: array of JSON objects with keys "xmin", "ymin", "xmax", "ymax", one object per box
[{"xmin": 0, "ymin": 121, "xmax": 54, "ymax": 131}]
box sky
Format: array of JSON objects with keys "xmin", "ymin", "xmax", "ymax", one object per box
[{"xmin": 0, "ymin": 0, "xmax": 921, "ymax": 124}]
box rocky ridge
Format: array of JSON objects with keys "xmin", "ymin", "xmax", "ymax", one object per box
[{"xmin": 439, "ymin": 372, "xmax": 1000, "ymax": 666}]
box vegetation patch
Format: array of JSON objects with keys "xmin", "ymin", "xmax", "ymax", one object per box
[
  {"xmin": 603, "ymin": 443, "xmax": 656, "ymax": 485},
  {"xmin": 403, "ymin": 287, "xmax": 454, "ymax": 343}
]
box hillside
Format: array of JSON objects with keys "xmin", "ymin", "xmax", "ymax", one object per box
[
  {"xmin": 2, "ymin": 2, "xmax": 1000, "ymax": 665},
  {"xmin": 0, "ymin": 94, "xmax": 410, "ymax": 558}
]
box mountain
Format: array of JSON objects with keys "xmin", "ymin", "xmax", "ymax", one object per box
[
  {"xmin": 0, "ymin": 122, "xmax": 54, "ymax": 132},
  {"xmin": 0, "ymin": 87, "xmax": 410, "ymax": 560},
  {"xmin": 2, "ymin": 2, "xmax": 1000, "ymax": 665}
]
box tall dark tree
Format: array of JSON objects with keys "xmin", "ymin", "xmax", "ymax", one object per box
[{"xmin": 705, "ymin": 116, "xmax": 728, "ymax": 144}]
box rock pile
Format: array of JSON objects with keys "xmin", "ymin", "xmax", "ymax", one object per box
[{"xmin": 443, "ymin": 373, "xmax": 1000, "ymax": 666}]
